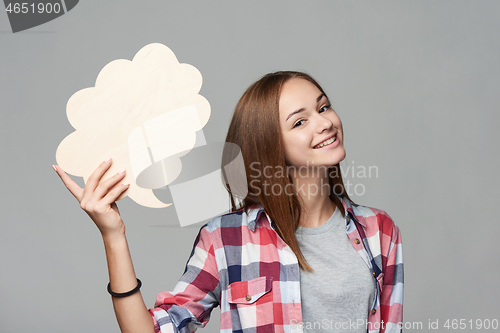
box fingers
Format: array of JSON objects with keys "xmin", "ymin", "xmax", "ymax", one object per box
[
  {"xmin": 82, "ymin": 174, "xmax": 129, "ymax": 220},
  {"xmin": 82, "ymin": 158, "xmax": 113, "ymax": 201},
  {"xmin": 91, "ymin": 169, "xmax": 128, "ymax": 202},
  {"xmin": 55, "ymin": 158, "xmax": 129, "ymax": 208},
  {"xmin": 53, "ymin": 164, "xmax": 84, "ymax": 201},
  {"xmin": 101, "ymin": 181, "xmax": 130, "ymax": 207}
]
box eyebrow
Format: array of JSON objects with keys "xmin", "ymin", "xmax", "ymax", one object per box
[{"xmin": 285, "ymin": 93, "xmax": 326, "ymax": 121}]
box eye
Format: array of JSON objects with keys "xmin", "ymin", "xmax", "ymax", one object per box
[
  {"xmin": 319, "ymin": 104, "xmax": 331, "ymax": 113},
  {"xmin": 293, "ymin": 119, "xmax": 305, "ymax": 128}
]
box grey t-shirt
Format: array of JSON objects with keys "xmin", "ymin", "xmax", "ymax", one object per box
[{"xmin": 295, "ymin": 207, "xmax": 375, "ymax": 332}]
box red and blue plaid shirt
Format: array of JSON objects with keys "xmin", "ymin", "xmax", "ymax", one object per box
[{"xmin": 149, "ymin": 195, "xmax": 403, "ymax": 333}]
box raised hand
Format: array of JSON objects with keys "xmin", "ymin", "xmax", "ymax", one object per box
[{"xmin": 53, "ymin": 158, "xmax": 130, "ymax": 238}]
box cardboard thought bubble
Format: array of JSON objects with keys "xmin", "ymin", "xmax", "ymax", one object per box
[{"xmin": 56, "ymin": 43, "xmax": 214, "ymax": 208}]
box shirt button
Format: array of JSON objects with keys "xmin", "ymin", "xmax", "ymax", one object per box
[
  {"xmin": 246, "ymin": 294, "xmax": 252, "ymax": 301},
  {"xmin": 372, "ymin": 272, "xmax": 376, "ymax": 277},
  {"xmin": 371, "ymin": 309, "xmax": 377, "ymax": 315},
  {"xmin": 354, "ymin": 238, "xmax": 360, "ymax": 244}
]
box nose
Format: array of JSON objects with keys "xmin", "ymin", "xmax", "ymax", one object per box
[{"xmin": 315, "ymin": 114, "xmax": 333, "ymax": 134}]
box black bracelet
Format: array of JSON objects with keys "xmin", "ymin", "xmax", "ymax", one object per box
[{"xmin": 107, "ymin": 278, "xmax": 142, "ymax": 297}]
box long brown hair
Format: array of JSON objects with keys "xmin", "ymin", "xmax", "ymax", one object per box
[{"xmin": 222, "ymin": 71, "xmax": 352, "ymax": 271}]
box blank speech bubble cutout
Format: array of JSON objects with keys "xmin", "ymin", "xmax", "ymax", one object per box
[
  {"xmin": 56, "ymin": 43, "xmax": 211, "ymax": 208},
  {"xmin": 56, "ymin": 43, "xmax": 248, "ymax": 226}
]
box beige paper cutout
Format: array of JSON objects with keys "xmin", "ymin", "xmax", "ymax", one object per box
[{"xmin": 56, "ymin": 43, "xmax": 211, "ymax": 208}]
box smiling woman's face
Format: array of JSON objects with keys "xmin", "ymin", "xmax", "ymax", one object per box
[{"xmin": 279, "ymin": 77, "xmax": 346, "ymax": 169}]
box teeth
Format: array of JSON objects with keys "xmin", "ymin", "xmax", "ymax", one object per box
[{"xmin": 315, "ymin": 137, "xmax": 336, "ymax": 148}]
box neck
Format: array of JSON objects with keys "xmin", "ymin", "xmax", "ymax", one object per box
[{"xmin": 289, "ymin": 166, "xmax": 344, "ymax": 227}]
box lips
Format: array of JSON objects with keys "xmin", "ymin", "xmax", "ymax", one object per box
[{"xmin": 313, "ymin": 134, "xmax": 337, "ymax": 149}]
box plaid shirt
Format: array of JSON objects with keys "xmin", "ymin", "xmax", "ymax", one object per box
[{"xmin": 149, "ymin": 195, "xmax": 403, "ymax": 333}]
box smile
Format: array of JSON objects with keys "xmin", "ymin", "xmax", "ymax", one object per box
[{"xmin": 313, "ymin": 136, "xmax": 337, "ymax": 149}]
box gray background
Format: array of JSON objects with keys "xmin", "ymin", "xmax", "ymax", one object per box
[{"xmin": 1, "ymin": 0, "xmax": 499, "ymax": 332}]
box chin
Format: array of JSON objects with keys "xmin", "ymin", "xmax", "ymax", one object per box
[
  {"xmin": 327, "ymin": 149, "xmax": 346, "ymax": 166},
  {"xmin": 338, "ymin": 150, "xmax": 347, "ymax": 162}
]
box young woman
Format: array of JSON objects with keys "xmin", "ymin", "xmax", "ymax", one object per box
[{"xmin": 54, "ymin": 71, "xmax": 403, "ymax": 333}]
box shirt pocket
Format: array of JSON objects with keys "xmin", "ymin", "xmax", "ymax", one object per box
[{"xmin": 227, "ymin": 276, "xmax": 274, "ymax": 331}]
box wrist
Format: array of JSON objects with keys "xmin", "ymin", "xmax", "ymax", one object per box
[{"xmin": 101, "ymin": 229, "xmax": 127, "ymax": 247}]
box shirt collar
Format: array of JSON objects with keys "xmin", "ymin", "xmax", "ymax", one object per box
[
  {"xmin": 339, "ymin": 194, "xmax": 366, "ymax": 228},
  {"xmin": 245, "ymin": 194, "xmax": 365, "ymax": 232},
  {"xmin": 245, "ymin": 205, "xmax": 266, "ymax": 232}
]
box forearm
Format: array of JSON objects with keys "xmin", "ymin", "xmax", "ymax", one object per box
[{"xmin": 103, "ymin": 232, "xmax": 155, "ymax": 333}]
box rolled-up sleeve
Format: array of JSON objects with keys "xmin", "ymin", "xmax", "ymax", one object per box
[{"xmin": 149, "ymin": 225, "xmax": 220, "ymax": 333}]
